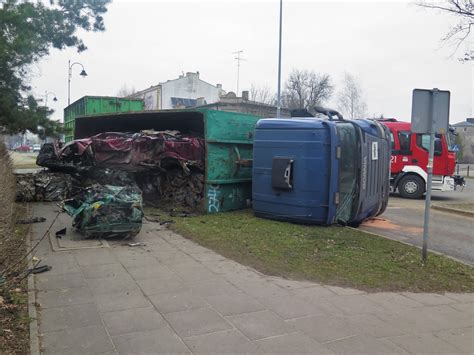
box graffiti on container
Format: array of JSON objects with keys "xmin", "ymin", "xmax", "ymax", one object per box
[
  {"xmin": 207, "ymin": 184, "xmax": 220, "ymax": 212},
  {"xmin": 230, "ymin": 188, "xmax": 244, "ymax": 204}
]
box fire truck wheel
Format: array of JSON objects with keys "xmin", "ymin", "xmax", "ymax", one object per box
[{"xmin": 398, "ymin": 175, "xmax": 425, "ymax": 199}]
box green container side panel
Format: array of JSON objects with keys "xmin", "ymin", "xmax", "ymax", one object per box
[
  {"xmin": 205, "ymin": 182, "xmax": 252, "ymax": 213},
  {"xmin": 200, "ymin": 110, "xmax": 260, "ymax": 213},
  {"xmin": 206, "ymin": 142, "xmax": 253, "ymax": 183},
  {"xmin": 204, "ymin": 110, "xmax": 259, "ymax": 143},
  {"xmin": 63, "ymin": 96, "xmax": 144, "ymax": 140}
]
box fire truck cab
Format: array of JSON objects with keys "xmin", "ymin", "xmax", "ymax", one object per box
[{"xmin": 379, "ymin": 119, "xmax": 456, "ymax": 199}]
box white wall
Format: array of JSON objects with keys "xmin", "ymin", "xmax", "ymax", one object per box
[{"xmin": 161, "ymin": 73, "xmax": 220, "ymax": 109}]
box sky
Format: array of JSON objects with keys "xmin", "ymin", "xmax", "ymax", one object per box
[{"xmin": 31, "ymin": 0, "xmax": 473, "ymax": 124}]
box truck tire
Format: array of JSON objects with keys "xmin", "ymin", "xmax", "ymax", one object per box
[{"xmin": 398, "ymin": 175, "xmax": 425, "ymax": 199}]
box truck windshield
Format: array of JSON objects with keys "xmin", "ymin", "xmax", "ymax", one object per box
[{"xmin": 335, "ymin": 123, "xmax": 360, "ymax": 223}]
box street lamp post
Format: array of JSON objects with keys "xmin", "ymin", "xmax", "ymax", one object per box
[
  {"xmin": 276, "ymin": 0, "xmax": 283, "ymax": 118},
  {"xmin": 44, "ymin": 91, "xmax": 58, "ymax": 107},
  {"xmin": 67, "ymin": 60, "xmax": 88, "ymax": 105}
]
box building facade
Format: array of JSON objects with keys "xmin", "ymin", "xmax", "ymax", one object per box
[
  {"xmin": 130, "ymin": 72, "xmax": 225, "ymax": 110},
  {"xmin": 453, "ymin": 118, "xmax": 474, "ymax": 163},
  {"xmin": 197, "ymin": 91, "xmax": 291, "ymax": 118}
]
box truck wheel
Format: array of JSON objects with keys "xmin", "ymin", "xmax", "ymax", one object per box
[{"xmin": 398, "ymin": 175, "xmax": 425, "ymax": 199}]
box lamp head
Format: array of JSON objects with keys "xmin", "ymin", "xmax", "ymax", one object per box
[{"xmin": 80, "ymin": 69, "xmax": 88, "ymax": 77}]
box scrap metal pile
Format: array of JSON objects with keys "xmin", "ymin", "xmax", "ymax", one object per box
[{"xmin": 16, "ymin": 130, "xmax": 206, "ymax": 238}]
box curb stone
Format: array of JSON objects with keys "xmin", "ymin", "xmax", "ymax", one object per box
[
  {"xmin": 431, "ymin": 205, "xmax": 474, "ymax": 218},
  {"xmin": 349, "ymin": 226, "xmax": 473, "ymax": 267},
  {"xmin": 26, "ymin": 221, "xmax": 40, "ymax": 355}
]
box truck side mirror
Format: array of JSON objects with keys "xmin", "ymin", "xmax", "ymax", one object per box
[{"xmin": 434, "ymin": 138, "xmax": 442, "ymax": 155}]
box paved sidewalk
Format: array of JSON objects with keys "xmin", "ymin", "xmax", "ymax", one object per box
[{"xmin": 30, "ymin": 203, "xmax": 473, "ymax": 354}]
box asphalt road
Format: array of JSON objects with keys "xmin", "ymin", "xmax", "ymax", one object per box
[{"xmin": 361, "ymin": 180, "xmax": 474, "ymax": 265}]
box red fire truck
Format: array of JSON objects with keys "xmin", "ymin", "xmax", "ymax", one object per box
[{"xmin": 379, "ymin": 119, "xmax": 458, "ymax": 199}]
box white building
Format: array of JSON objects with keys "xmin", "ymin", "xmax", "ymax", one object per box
[{"xmin": 130, "ymin": 72, "xmax": 225, "ymax": 110}]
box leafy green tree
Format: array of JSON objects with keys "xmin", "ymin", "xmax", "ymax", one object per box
[{"xmin": 0, "ymin": 0, "xmax": 111, "ymax": 136}]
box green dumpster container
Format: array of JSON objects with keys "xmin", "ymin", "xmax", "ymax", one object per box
[
  {"xmin": 73, "ymin": 109, "xmax": 260, "ymax": 212},
  {"xmin": 64, "ymin": 96, "xmax": 144, "ymax": 142}
]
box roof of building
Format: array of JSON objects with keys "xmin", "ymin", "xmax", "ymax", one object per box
[{"xmin": 453, "ymin": 118, "xmax": 474, "ymax": 127}]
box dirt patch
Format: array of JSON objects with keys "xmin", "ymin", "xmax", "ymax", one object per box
[{"xmin": 0, "ymin": 142, "xmax": 30, "ymax": 354}]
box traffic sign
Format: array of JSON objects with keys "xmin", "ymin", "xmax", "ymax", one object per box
[{"xmin": 411, "ymin": 89, "xmax": 450, "ymax": 134}]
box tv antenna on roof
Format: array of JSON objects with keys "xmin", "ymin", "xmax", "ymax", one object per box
[{"xmin": 233, "ymin": 50, "xmax": 246, "ymax": 95}]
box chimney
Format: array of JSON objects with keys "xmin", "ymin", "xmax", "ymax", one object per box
[
  {"xmin": 242, "ymin": 91, "xmax": 249, "ymax": 101},
  {"xmin": 216, "ymin": 84, "xmax": 222, "ymax": 89}
]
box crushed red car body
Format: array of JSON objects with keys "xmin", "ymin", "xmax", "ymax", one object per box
[{"xmin": 38, "ymin": 131, "xmax": 205, "ymax": 172}]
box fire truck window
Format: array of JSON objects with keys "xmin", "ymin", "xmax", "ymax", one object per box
[
  {"xmin": 398, "ymin": 131, "xmax": 410, "ymax": 152},
  {"xmin": 417, "ymin": 134, "xmax": 443, "ymax": 153},
  {"xmin": 390, "ymin": 132, "xmax": 395, "ymax": 149}
]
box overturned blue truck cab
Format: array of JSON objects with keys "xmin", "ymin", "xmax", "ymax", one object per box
[{"xmin": 252, "ymin": 109, "xmax": 391, "ymax": 226}]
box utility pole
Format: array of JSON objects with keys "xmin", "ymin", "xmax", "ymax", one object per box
[
  {"xmin": 233, "ymin": 50, "xmax": 246, "ymax": 95},
  {"xmin": 276, "ymin": 0, "xmax": 283, "ymax": 118}
]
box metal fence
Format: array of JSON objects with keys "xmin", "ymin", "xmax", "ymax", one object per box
[{"xmin": 456, "ymin": 164, "xmax": 473, "ymax": 177}]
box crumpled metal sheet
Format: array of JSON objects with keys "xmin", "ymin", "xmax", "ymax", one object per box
[
  {"xmin": 15, "ymin": 172, "xmax": 74, "ymax": 202},
  {"xmin": 63, "ymin": 184, "xmax": 144, "ymax": 238},
  {"xmin": 37, "ymin": 131, "xmax": 205, "ymax": 172}
]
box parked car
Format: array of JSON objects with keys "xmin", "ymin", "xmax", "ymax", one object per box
[
  {"xmin": 32, "ymin": 144, "xmax": 42, "ymax": 152},
  {"xmin": 14, "ymin": 145, "xmax": 32, "ymax": 152}
]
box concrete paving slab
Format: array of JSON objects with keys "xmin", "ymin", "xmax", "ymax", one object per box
[
  {"xmin": 125, "ymin": 264, "xmax": 177, "ymax": 281},
  {"xmin": 148, "ymin": 289, "xmax": 207, "ymax": 314},
  {"xmin": 402, "ymin": 292, "xmax": 458, "ymax": 306},
  {"xmin": 41, "ymin": 325, "xmax": 115, "ymax": 354},
  {"xmin": 102, "ymin": 306, "xmax": 167, "ymax": 336},
  {"xmin": 363, "ymin": 292, "xmax": 424, "ymax": 313},
  {"xmin": 39, "ymin": 303, "xmax": 102, "ymax": 333},
  {"xmin": 172, "ymin": 264, "xmax": 219, "ymax": 283},
  {"xmin": 388, "ymin": 332, "xmax": 462, "ymax": 354},
  {"xmin": 378, "ymin": 304, "xmax": 472, "ymax": 334},
  {"xmin": 434, "ymin": 327, "xmax": 474, "ymax": 353},
  {"xmin": 346, "ymin": 313, "xmax": 405, "ymax": 338},
  {"xmin": 291, "ymin": 285, "xmax": 338, "ymax": 301},
  {"xmin": 326, "ymin": 334, "xmax": 408, "ymax": 354},
  {"xmin": 188, "ymin": 278, "xmax": 239, "ymax": 298},
  {"xmin": 38, "ymin": 260, "xmax": 81, "ymax": 276},
  {"xmin": 261, "ymin": 295, "xmax": 328, "ymax": 320},
  {"xmin": 86, "ymin": 274, "xmax": 138, "ymax": 295},
  {"xmin": 203, "ymin": 292, "xmax": 265, "ymax": 316},
  {"xmin": 183, "ymin": 329, "xmax": 257, "ymax": 354},
  {"xmin": 116, "ymin": 254, "xmax": 161, "ymax": 268},
  {"xmin": 326, "ymin": 294, "xmax": 387, "ymax": 315},
  {"xmin": 450, "ymin": 302, "xmax": 473, "ymax": 313},
  {"xmin": 73, "ymin": 249, "xmax": 118, "ymax": 266},
  {"xmin": 255, "ymin": 331, "xmax": 334, "ymax": 354},
  {"xmin": 94, "ymin": 289, "xmax": 152, "ymax": 313},
  {"xmin": 112, "ymin": 327, "xmax": 191, "ymax": 355},
  {"xmin": 137, "ymin": 277, "xmax": 188, "ymax": 296},
  {"xmin": 444, "ymin": 292, "xmax": 474, "ymax": 303},
  {"xmin": 237, "ymin": 280, "xmax": 290, "ymax": 300},
  {"xmin": 38, "ymin": 287, "xmax": 93, "ymax": 309},
  {"xmin": 287, "ymin": 314, "xmax": 360, "ymax": 343},
  {"xmin": 164, "ymin": 307, "xmax": 232, "ymax": 338},
  {"xmin": 36, "ymin": 272, "xmax": 86, "ymax": 291},
  {"xmin": 269, "ymin": 278, "xmax": 320, "ymax": 291},
  {"xmin": 81, "ymin": 263, "xmax": 128, "ymax": 279},
  {"xmin": 326, "ymin": 285, "xmax": 366, "ymax": 295},
  {"xmin": 227, "ymin": 310, "xmax": 294, "ymax": 341}
]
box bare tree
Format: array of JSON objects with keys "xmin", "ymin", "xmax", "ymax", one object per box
[
  {"xmin": 116, "ymin": 84, "xmax": 136, "ymax": 97},
  {"xmin": 249, "ymin": 84, "xmax": 276, "ymax": 105},
  {"xmin": 417, "ymin": 0, "xmax": 473, "ymax": 61},
  {"xmin": 282, "ymin": 69, "xmax": 334, "ymax": 113},
  {"xmin": 336, "ymin": 72, "xmax": 367, "ymax": 119}
]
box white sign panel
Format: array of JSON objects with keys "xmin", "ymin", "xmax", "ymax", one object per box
[{"xmin": 411, "ymin": 88, "xmax": 450, "ymax": 134}]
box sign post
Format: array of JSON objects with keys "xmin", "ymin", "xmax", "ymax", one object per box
[{"xmin": 411, "ymin": 88, "xmax": 450, "ymax": 264}]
